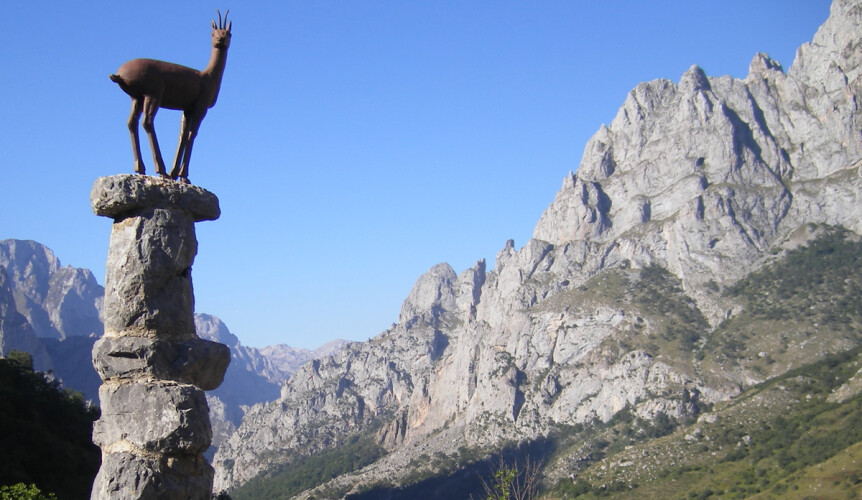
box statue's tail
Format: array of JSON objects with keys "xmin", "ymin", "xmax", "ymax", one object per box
[{"xmin": 110, "ymin": 73, "xmax": 132, "ymax": 95}]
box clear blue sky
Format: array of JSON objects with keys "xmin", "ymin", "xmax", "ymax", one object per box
[{"xmin": 1, "ymin": 1, "xmax": 829, "ymax": 349}]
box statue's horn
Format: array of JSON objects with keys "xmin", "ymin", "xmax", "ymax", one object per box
[{"xmin": 217, "ymin": 9, "xmax": 223, "ymax": 29}]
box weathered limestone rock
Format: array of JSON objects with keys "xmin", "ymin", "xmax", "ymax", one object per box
[
  {"xmin": 92, "ymin": 336, "xmax": 229, "ymax": 390},
  {"xmin": 92, "ymin": 175, "xmax": 219, "ymax": 339},
  {"xmin": 91, "ymin": 452, "xmax": 214, "ymax": 500},
  {"xmin": 94, "ymin": 382, "xmax": 213, "ymax": 454},
  {"xmin": 90, "ymin": 175, "xmax": 228, "ymax": 500}
]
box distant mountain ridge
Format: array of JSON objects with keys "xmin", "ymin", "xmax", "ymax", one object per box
[
  {"xmin": 213, "ymin": 0, "xmax": 862, "ymax": 496},
  {"xmin": 0, "ymin": 239, "xmax": 349, "ymax": 456}
]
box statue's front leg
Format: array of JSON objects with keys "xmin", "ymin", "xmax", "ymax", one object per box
[
  {"xmin": 170, "ymin": 113, "xmax": 189, "ymax": 180},
  {"xmin": 173, "ymin": 108, "xmax": 207, "ymax": 184}
]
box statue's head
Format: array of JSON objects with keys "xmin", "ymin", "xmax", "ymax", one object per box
[{"xmin": 211, "ymin": 9, "xmax": 232, "ymax": 49}]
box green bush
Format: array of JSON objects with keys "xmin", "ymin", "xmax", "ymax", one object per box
[{"xmin": 0, "ymin": 483, "xmax": 57, "ymax": 500}]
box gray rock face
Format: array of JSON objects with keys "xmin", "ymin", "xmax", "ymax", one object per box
[
  {"xmin": 0, "ymin": 239, "xmax": 104, "ymax": 391},
  {"xmin": 92, "ymin": 175, "xmax": 219, "ymax": 340},
  {"xmin": 92, "ymin": 452, "xmax": 214, "ymax": 500},
  {"xmin": 89, "ymin": 175, "xmax": 227, "ymax": 500},
  {"xmin": 0, "ymin": 265, "xmax": 52, "ymax": 370},
  {"xmin": 94, "ymin": 382, "xmax": 213, "ymax": 454},
  {"xmin": 0, "ymin": 239, "xmax": 103, "ymax": 340},
  {"xmin": 532, "ymin": 0, "xmax": 862, "ymax": 292},
  {"xmin": 212, "ymin": 0, "xmax": 862, "ymax": 494}
]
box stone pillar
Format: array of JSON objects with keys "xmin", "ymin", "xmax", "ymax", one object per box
[{"xmin": 89, "ymin": 175, "xmax": 230, "ymax": 500}]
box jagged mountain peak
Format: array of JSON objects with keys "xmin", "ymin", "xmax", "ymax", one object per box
[
  {"xmin": 532, "ymin": 0, "xmax": 862, "ymax": 289},
  {"xmin": 0, "ymin": 239, "xmax": 61, "ymax": 304},
  {"xmin": 196, "ymin": 312, "xmax": 240, "ymax": 346}
]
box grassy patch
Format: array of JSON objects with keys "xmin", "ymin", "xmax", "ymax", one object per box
[
  {"xmin": 703, "ymin": 226, "xmax": 862, "ymax": 379},
  {"xmin": 543, "ymin": 347, "xmax": 862, "ymax": 499}
]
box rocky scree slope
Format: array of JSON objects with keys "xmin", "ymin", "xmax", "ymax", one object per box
[{"xmin": 213, "ymin": 0, "xmax": 862, "ymax": 495}]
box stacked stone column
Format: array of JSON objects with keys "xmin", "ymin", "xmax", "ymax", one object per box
[{"xmin": 89, "ymin": 175, "xmax": 230, "ymax": 500}]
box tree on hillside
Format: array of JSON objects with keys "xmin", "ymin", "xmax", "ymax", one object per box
[
  {"xmin": 480, "ymin": 457, "xmax": 542, "ymax": 500},
  {"xmin": 0, "ymin": 482, "xmax": 57, "ymax": 500}
]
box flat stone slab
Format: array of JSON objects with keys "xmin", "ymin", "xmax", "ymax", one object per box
[
  {"xmin": 93, "ymin": 336, "xmax": 230, "ymax": 390},
  {"xmin": 91, "ymin": 174, "xmax": 220, "ymax": 222}
]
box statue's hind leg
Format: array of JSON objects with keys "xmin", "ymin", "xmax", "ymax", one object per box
[
  {"xmin": 141, "ymin": 95, "xmax": 169, "ymax": 177},
  {"xmin": 126, "ymin": 99, "xmax": 146, "ymax": 174}
]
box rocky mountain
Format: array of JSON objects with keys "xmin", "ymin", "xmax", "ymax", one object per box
[
  {"xmin": 258, "ymin": 340, "xmax": 352, "ymax": 378},
  {"xmin": 0, "ymin": 240, "xmax": 348, "ymax": 453},
  {"xmin": 195, "ymin": 314, "xmax": 352, "ymax": 455},
  {"xmin": 213, "ymin": 0, "xmax": 862, "ymax": 496},
  {"xmin": 0, "ymin": 265, "xmax": 52, "ymax": 371},
  {"xmin": 195, "ymin": 313, "xmax": 292, "ymax": 455},
  {"xmin": 0, "ymin": 239, "xmax": 103, "ymax": 341}
]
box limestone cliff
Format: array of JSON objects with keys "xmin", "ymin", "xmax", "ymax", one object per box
[
  {"xmin": 0, "ymin": 239, "xmax": 103, "ymax": 341},
  {"xmin": 0, "ymin": 265, "xmax": 52, "ymax": 370},
  {"xmin": 212, "ymin": 0, "xmax": 862, "ymax": 494}
]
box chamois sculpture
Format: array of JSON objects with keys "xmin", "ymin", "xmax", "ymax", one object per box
[{"xmin": 110, "ymin": 10, "xmax": 232, "ymax": 184}]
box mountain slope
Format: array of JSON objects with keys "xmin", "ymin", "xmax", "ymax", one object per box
[
  {"xmin": 212, "ymin": 0, "xmax": 862, "ymax": 496},
  {"xmin": 0, "ymin": 266, "xmax": 51, "ymax": 371},
  {"xmin": 0, "ymin": 239, "xmax": 103, "ymax": 341}
]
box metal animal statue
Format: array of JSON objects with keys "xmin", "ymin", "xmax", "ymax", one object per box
[{"xmin": 110, "ymin": 10, "xmax": 232, "ymax": 184}]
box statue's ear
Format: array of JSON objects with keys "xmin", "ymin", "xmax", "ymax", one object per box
[
  {"xmin": 212, "ymin": 20, "xmax": 217, "ymax": 30},
  {"xmin": 227, "ymin": 21, "xmax": 232, "ymax": 32}
]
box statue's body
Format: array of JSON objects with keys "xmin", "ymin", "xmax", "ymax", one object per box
[{"xmin": 111, "ymin": 11, "xmax": 232, "ymax": 184}]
